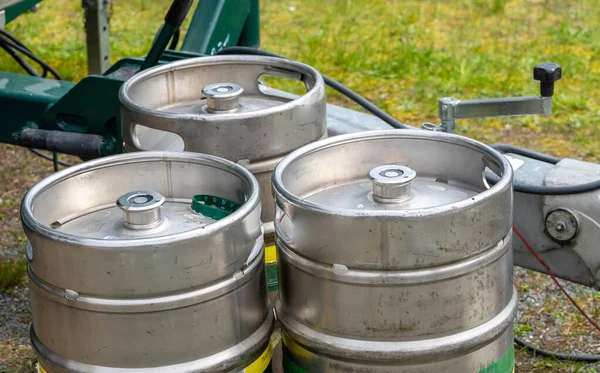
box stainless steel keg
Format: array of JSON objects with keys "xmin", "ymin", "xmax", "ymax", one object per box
[
  {"xmin": 21, "ymin": 152, "xmax": 274, "ymax": 373},
  {"xmin": 272, "ymin": 130, "xmax": 516, "ymax": 373},
  {"xmin": 119, "ymin": 55, "xmax": 327, "ymax": 232}
]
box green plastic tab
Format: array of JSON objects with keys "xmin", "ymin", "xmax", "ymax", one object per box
[{"xmin": 191, "ymin": 195, "xmax": 240, "ymax": 220}]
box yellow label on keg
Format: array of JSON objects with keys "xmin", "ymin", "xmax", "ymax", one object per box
[
  {"xmin": 243, "ymin": 338, "xmax": 274, "ymax": 373},
  {"xmin": 38, "ymin": 344, "xmax": 276, "ymax": 373},
  {"xmin": 265, "ymin": 244, "xmax": 277, "ymax": 263}
]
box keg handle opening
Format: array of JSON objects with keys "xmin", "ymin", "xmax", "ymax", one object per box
[
  {"xmin": 368, "ymin": 165, "xmax": 416, "ymax": 204},
  {"xmin": 257, "ymin": 67, "xmax": 313, "ymax": 98},
  {"xmin": 482, "ymin": 155, "xmax": 507, "ymax": 190}
]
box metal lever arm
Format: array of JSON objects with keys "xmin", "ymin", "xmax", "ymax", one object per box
[{"xmin": 433, "ymin": 63, "xmax": 562, "ymax": 133}]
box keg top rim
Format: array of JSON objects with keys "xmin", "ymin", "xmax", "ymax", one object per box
[
  {"xmin": 21, "ymin": 151, "xmax": 261, "ymax": 247},
  {"xmin": 119, "ymin": 55, "xmax": 325, "ymax": 120},
  {"xmin": 273, "ymin": 130, "xmax": 513, "ymax": 217}
]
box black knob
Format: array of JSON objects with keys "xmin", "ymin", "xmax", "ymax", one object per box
[{"xmin": 533, "ymin": 63, "xmax": 562, "ymax": 97}]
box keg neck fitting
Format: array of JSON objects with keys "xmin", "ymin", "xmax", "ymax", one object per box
[
  {"xmin": 116, "ymin": 190, "xmax": 166, "ymax": 229},
  {"xmin": 202, "ymin": 82, "xmax": 244, "ymax": 113},
  {"xmin": 368, "ymin": 165, "xmax": 416, "ymax": 203}
]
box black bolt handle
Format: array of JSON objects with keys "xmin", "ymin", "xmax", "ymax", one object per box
[{"xmin": 533, "ymin": 63, "xmax": 562, "ymax": 97}]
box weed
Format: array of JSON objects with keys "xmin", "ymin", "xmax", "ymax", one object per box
[{"xmin": 0, "ymin": 258, "xmax": 26, "ymax": 292}]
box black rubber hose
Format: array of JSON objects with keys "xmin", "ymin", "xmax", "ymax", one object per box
[
  {"xmin": 515, "ymin": 336, "xmax": 600, "ymax": 362},
  {"xmin": 512, "ymin": 180, "xmax": 600, "ymax": 195},
  {"xmin": 0, "ymin": 36, "xmax": 62, "ymax": 79},
  {"xmin": 216, "ymin": 46, "xmax": 414, "ymax": 130},
  {"xmin": 0, "ymin": 39, "xmax": 40, "ymax": 77},
  {"xmin": 0, "ymin": 28, "xmax": 27, "ymax": 47},
  {"xmin": 491, "ymin": 143, "xmax": 562, "ymax": 165},
  {"xmin": 489, "ymin": 144, "xmax": 600, "ymax": 195},
  {"xmin": 21, "ymin": 129, "xmax": 105, "ymax": 160}
]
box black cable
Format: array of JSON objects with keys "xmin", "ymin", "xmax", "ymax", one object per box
[
  {"xmin": 0, "ymin": 40, "xmax": 40, "ymax": 76},
  {"xmin": 0, "ymin": 33, "xmax": 62, "ymax": 79},
  {"xmin": 0, "ymin": 29, "xmax": 70, "ymax": 169},
  {"xmin": 0, "ymin": 29, "xmax": 61, "ymax": 79},
  {"xmin": 216, "ymin": 46, "xmax": 414, "ymax": 130},
  {"xmin": 52, "ymin": 151, "xmax": 59, "ymax": 172},
  {"xmin": 490, "ymin": 144, "xmax": 600, "ymax": 195},
  {"xmin": 515, "ymin": 336, "xmax": 600, "ymax": 362},
  {"xmin": 28, "ymin": 149, "xmax": 72, "ymax": 168},
  {"xmin": 491, "ymin": 143, "xmax": 562, "ymax": 165},
  {"xmin": 0, "ymin": 29, "xmax": 51, "ymax": 78},
  {"xmin": 169, "ymin": 28, "xmax": 180, "ymax": 50},
  {"xmin": 0, "ymin": 28, "xmax": 31, "ymax": 51},
  {"xmin": 0, "ymin": 34, "xmax": 46, "ymax": 77}
]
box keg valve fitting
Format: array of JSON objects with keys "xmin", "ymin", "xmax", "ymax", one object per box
[
  {"xmin": 368, "ymin": 165, "xmax": 416, "ymax": 203},
  {"xmin": 202, "ymin": 82, "xmax": 244, "ymax": 113},
  {"xmin": 117, "ymin": 190, "xmax": 166, "ymax": 229}
]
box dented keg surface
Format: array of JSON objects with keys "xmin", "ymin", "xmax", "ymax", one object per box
[
  {"xmin": 21, "ymin": 152, "xmax": 274, "ymax": 373},
  {"xmin": 272, "ymin": 130, "xmax": 516, "ymax": 373},
  {"xmin": 119, "ymin": 55, "xmax": 327, "ymax": 229}
]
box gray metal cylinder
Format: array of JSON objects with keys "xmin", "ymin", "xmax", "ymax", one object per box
[
  {"xmin": 272, "ymin": 130, "xmax": 515, "ymax": 372},
  {"xmin": 119, "ymin": 55, "xmax": 327, "ymax": 231},
  {"xmin": 21, "ymin": 151, "xmax": 273, "ymax": 372}
]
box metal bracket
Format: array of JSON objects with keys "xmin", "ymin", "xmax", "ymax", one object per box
[
  {"xmin": 437, "ymin": 96, "xmax": 553, "ymax": 134},
  {"xmin": 82, "ymin": 0, "xmax": 111, "ymax": 74},
  {"xmin": 424, "ymin": 63, "xmax": 562, "ymax": 133}
]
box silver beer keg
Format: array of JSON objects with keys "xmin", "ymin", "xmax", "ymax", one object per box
[
  {"xmin": 21, "ymin": 151, "xmax": 274, "ymax": 372},
  {"xmin": 272, "ymin": 130, "xmax": 516, "ymax": 373}
]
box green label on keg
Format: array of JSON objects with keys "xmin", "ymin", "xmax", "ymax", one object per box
[
  {"xmin": 282, "ymin": 349, "xmax": 307, "ymax": 373},
  {"xmin": 478, "ymin": 345, "xmax": 514, "ymax": 373},
  {"xmin": 282, "ymin": 345, "xmax": 514, "ymax": 373},
  {"xmin": 265, "ymin": 245, "xmax": 279, "ymax": 292}
]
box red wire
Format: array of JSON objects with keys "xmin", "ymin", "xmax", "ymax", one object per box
[{"xmin": 513, "ymin": 226, "xmax": 600, "ymax": 332}]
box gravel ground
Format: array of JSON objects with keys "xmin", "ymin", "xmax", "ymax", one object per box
[
  {"xmin": 514, "ymin": 267, "xmax": 600, "ymax": 372},
  {"xmin": 0, "ymin": 286, "xmax": 36, "ymax": 373},
  {"xmin": 1, "ymin": 144, "xmax": 599, "ymax": 373}
]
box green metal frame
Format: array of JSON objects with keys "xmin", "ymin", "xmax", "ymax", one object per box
[
  {"xmin": 181, "ymin": 0, "xmax": 259, "ymax": 55},
  {"xmin": 4, "ymin": 0, "xmax": 41, "ymax": 24},
  {"xmin": 0, "ymin": 0, "xmax": 260, "ymax": 156}
]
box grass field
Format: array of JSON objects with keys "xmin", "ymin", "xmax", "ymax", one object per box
[{"xmin": 1, "ymin": 0, "xmax": 599, "ymax": 372}]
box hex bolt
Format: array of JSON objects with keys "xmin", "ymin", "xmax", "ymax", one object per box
[{"xmin": 545, "ymin": 208, "xmax": 578, "ymax": 242}]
